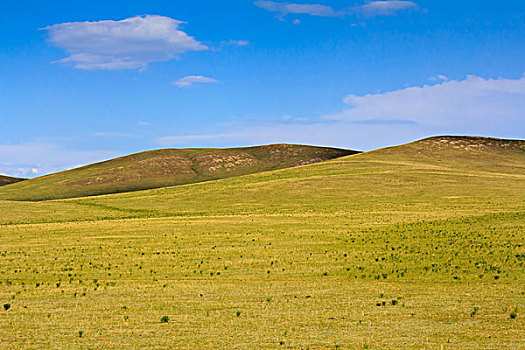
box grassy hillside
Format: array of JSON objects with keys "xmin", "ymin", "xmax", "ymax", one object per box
[
  {"xmin": 0, "ymin": 144, "xmax": 356, "ymax": 201},
  {"xmin": 0, "ymin": 175, "xmax": 25, "ymax": 187},
  {"xmin": 0, "ymin": 136, "xmax": 523, "ymax": 349}
]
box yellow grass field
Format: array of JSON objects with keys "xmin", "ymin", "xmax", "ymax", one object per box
[{"xmin": 1, "ymin": 137, "xmax": 524, "ymax": 349}]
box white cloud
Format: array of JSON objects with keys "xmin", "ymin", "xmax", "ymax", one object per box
[
  {"xmin": 255, "ymin": 0, "xmax": 417, "ymax": 20},
  {"xmin": 255, "ymin": 1, "xmax": 338, "ymax": 18},
  {"xmin": 327, "ymin": 74, "xmax": 525, "ymax": 132},
  {"xmin": 0, "ymin": 142, "xmax": 118, "ymax": 178},
  {"xmin": 44, "ymin": 15, "xmax": 207, "ymax": 70},
  {"xmin": 355, "ymin": 1, "xmax": 418, "ymax": 17},
  {"xmin": 173, "ymin": 75, "xmax": 219, "ymax": 88}
]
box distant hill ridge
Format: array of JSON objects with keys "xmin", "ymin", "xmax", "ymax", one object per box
[
  {"xmin": 0, "ymin": 136, "xmax": 522, "ymax": 202},
  {"xmin": 357, "ymin": 136, "xmax": 524, "ymax": 174},
  {"xmin": 0, "ymin": 144, "xmax": 357, "ymax": 201},
  {"xmin": 0, "ymin": 175, "xmax": 25, "ymax": 187}
]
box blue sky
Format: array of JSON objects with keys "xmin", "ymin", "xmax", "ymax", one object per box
[{"xmin": 1, "ymin": 1, "xmax": 524, "ymax": 177}]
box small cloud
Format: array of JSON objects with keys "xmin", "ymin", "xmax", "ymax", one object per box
[
  {"xmin": 31, "ymin": 168, "xmax": 39, "ymax": 174},
  {"xmin": 43, "ymin": 15, "xmax": 207, "ymax": 70},
  {"xmin": 293, "ymin": 19, "xmax": 301, "ymax": 25},
  {"xmin": 137, "ymin": 121, "xmax": 151, "ymax": 127},
  {"xmin": 429, "ymin": 74, "xmax": 449, "ymax": 82},
  {"xmin": 173, "ymin": 75, "xmax": 219, "ymax": 88}
]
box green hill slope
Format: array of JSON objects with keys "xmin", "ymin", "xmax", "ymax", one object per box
[
  {"xmin": 0, "ymin": 175, "xmax": 25, "ymax": 186},
  {"xmin": 0, "ymin": 144, "xmax": 356, "ymax": 201}
]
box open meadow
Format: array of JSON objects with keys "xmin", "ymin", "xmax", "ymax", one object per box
[{"xmin": 0, "ymin": 137, "xmax": 524, "ymax": 349}]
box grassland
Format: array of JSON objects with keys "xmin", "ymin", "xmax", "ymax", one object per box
[
  {"xmin": 0, "ymin": 136, "xmax": 524, "ymax": 349},
  {"xmin": 0, "ymin": 144, "xmax": 356, "ymax": 201}
]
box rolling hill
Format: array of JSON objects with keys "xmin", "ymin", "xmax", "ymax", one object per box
[
  {"xmin": 59, "ymin": 135, "xmax": 524, "ymax": 220},
  {"xmin": 0, "ymin": 175, "xmax": 25, "ymax": 186},
  {"xmin": 0, "ymin": 136, "xmax": 523, "ymax": 349},
  {"xmin": 0, "ymin": 144, "xmax": 357, "ymax": 201}
]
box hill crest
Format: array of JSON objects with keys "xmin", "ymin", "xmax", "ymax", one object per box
[{"xmin": 0, "ymin": 143, "xmax": 357, "ymax": 201}]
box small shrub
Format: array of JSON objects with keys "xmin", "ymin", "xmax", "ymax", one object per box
[
  {"xmin": 78, "ymin": 330, "xmax": 83, "ymax": 338},
  {"xmin": 510, "ymin": 311, "xmax": 517, "ymax": 319},
  {"xmin": 471, "ymin": 307, "xmax": 479, "ymax": 317},
  {"xmin": 160, "ymin": 316, "xmax": 169, "ymax": 323},
  {"xmin": 236, "ymin": 311, "xmax": 241, "ymax": 317},
  {"xmin": 3, "ymin": 303, "xmax": 10, "ymax": 311}
]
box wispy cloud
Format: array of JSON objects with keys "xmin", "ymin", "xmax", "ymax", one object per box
[
  {"xmin": 91, "ymin": 132, "xmax": 137, "ymax": 138},
  {"xmin": 224, "ymin": 40, "xmax": 250, "ymax": 46},
  {"xmin": 173, "ymin": 75, "xmax": 219, "ymax": 88},
  {"xmin": 43, "ymin": 15, "xmax": 207, "ymax": 70},
  {"xmin": 158, "ymin": 133, "xmax": 240, "ymax": 145},
  {"xmin": 157, "ymin": 122, "xmax": 431, "ymax": 151},
  {"xmin": 255, "ymin": 0, "xmax": 418, "ymax": 21}
]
